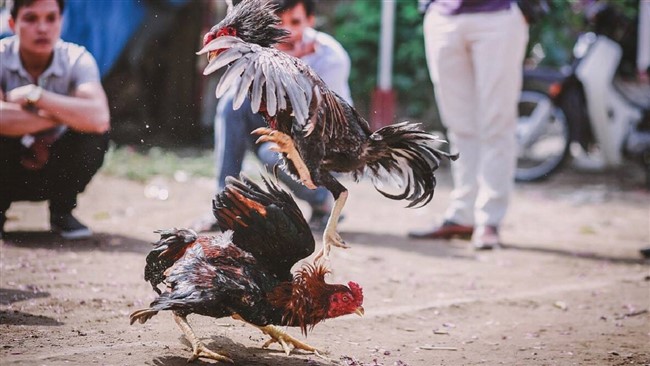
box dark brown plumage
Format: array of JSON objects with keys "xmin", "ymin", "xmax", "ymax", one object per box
[
  {"xmin": 198, "ymin": 0, "xmax": 457, "ymax": 260},
  {"xmin": 130, "ymin": 176, "xmax": 363, "ymax": 362}
]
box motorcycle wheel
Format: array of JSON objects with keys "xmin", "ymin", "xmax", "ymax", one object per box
[{"xmin": 515, "ymin": 90, "xmax": 571, "ymax": 182}]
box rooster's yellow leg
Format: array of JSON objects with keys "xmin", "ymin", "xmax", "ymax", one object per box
[
  {"xmin": 173, "ymin": 314, "xmax": 233, "ymax": 363},
  {"xmin": 230, "ymin": 315, "xmax": 327, "ymax": 359},
  {"xmin": 251, "ymin": 127, "xmax": 317, "ymax": 189},
  {"xmin": 258, "ymin": 325, "xmax": 327, "ymax": 359},
  {"xmin": 314, "ymin": 191, "xmax": 349, "ymax": 264}
]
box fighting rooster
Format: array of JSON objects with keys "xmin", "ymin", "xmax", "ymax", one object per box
[
  {"xmin": 130, "ymin": 177, "xmax": 364, "ymax": 363},
  {"xmin": 198, "ymin": 0, "xmax": 457, "ymax": 261}
]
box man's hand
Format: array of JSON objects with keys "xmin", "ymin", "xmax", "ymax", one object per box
[
  {"xmin": 0, "ymin": 86, "xmax": 59, "ymax": 136},
  {"xmin": 5, "ymin": 84, "xmax": 39, "ymax": 107}
]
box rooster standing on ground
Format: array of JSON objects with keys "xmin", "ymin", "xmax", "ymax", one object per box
[
  {"xmin": 198, "ymin": 0, "xmax": 457, "ymax": 262},
  {"xmin": 130, "ymin": 177, "xmax": 364, "ymax": 363}
]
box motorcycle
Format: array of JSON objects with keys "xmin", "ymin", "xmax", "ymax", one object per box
[{"xmin": 515, "ymin": 3, "xmax": 650, "ymax": 187}]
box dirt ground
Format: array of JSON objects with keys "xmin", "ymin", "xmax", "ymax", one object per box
[{"xmin": 1, "ymin": 162, "xmax": 649, "ymax": 366}]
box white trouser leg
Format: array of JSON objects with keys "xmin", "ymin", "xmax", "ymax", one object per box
[
  {"xmin": 424, "ymin": 9, "xmax": 478, "ymax": 226},
  {"xmin": 423, "ymin": 6, "xmax": 529, "ymax": 227},
  {"xmin": 470, "ymin": 7, "xmax": 528, "ymax": 226}
]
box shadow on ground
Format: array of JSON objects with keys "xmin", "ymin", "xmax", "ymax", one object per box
[
  {"xmin": 0, "ymin": 288, "xmax": 62, "ymax": 327},
  {"xmin": 341, "ymin": 231, "xmax": 475, "ymax": 260},
  {"xmin": 150, "ymin": 335, "xmax": 329, "ymax": 366},
  {"xmin": 2, "ymin": 232, "xmax": 150, "ymax": 254},
  {"xmin": 0, "ymin": 288, "xmax": 50, "ymax": 306},
  {"xmin": 341, "ymin": 231, "xmax": 650, "ymax": 265},
  {"xmin": 502, "ymin": 243, "xmax": 650, "ymax": 265},
  {"xmin": 0, "ymin": 310, "xmax": 63, "ymax": 326}
]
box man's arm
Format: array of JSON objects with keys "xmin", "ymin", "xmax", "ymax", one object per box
[
  {"xmin": 0, "ymin": 89, "xmax": 59, "ymax": 136},
  {"xmin": 5, "ymin": 81, "xmax": 110, "ymax": 134}
]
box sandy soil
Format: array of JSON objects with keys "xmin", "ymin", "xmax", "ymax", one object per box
[{"xmin": 1, "ymin": 163, "xmax": 649, "ymax": 366}]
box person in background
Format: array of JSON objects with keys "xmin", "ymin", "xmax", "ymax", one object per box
[
  {"xmin": 409, "ymin": 0, "xmax": 529, "ymax": 250},
  {"xmin": 0, "ymin": 0, "xmax": 110, "ymax": 240},
  {"xmin": 193, "ymin": 0, "xmax": 352, "ymax": 232}
]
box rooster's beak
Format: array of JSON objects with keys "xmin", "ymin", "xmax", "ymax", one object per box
[{"xmin": 354, "ymin": 307, "xmax": 364, "ymax": 317}]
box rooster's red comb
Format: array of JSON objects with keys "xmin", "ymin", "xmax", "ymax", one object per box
[{"xmin": 348, "ymin": 281, "xmax": 363, "ymax": 304}]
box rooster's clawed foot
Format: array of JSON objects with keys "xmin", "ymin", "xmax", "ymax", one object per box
[
  {"xmin": 258, "ymin": 324, "xmax": 328, "ymax": 360},
  {"xmin": 187, "ymin": 341, "xmax": 233, "ymax": 363},
  {"xmin": 314, "ymin": 230, "xmax": 349, "ymax": 264},
  {"xmin": 251, "ymin": 127, "xmax": 317, "ymax": 189},
  {"xmin": 313, "ymin": 191, "xmax": 350, "ymax": 265},
  {"xmin": 174, "ymin": 314, "xmax": 233, "ymax": 363}
]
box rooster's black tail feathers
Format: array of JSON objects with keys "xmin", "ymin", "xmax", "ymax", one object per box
[{"xmin": 363, "ymin": 121, "xmax": 458, "ymax": 208}]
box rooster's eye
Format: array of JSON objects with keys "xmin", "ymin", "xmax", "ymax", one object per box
[{"xmin": 342, "ymin": 296, "xmax": 349, "ymax": 302}]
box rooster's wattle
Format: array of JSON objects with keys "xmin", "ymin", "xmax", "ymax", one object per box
[{"xmin": 130, "ymin": 177, "xmax": 363, "ymax": 363}]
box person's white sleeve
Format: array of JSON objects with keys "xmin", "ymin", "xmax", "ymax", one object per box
[
  {"xmin": 72, "ymin": 50, "xmax": 102, "ymax": 87},
  {"xmin": 303, "ymin": 30, "xmax": 353, "ymax": 105},
  {"xmin": 312, "ymin": 47, "xmax": 352, "ymax": 105}
]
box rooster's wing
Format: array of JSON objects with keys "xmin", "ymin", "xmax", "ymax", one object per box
[
  {"xmin": 198, "ymin": 36, "xmax": 349, "ymax": 140},
  {"xmin": 213, "ymin": 176, "xmax": 315, "ymax": 281}
]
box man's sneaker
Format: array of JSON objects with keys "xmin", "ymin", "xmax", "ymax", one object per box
[
  {"xmin": 640, "ymin": 247, "xmax": 650, "ymax": 259},
  {"xmin": 50, "ymin": 213, "xmax": 92, "ymax": 240},
  {"xmin": 472, "ymin": 225, "xmax": 500, "ymax": 250}
]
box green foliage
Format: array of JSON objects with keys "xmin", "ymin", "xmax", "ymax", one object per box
[
  {"xmin": 527, "ymin": 1, "xmax": 583, "ymax": 66},
  {"xmin": 529, "ymin": 0, "xmax": 639, "ymax": 67},
  {"xmin": 101, "ymin": 144, "xmax": 214, "ymax": 182},
  {"xmin": 334, "ymin": 1, "xmax": 439, "ymax": 128},
  {"xmin": 333, "ymin": 1, "xmax": 380, "ymax": 111}
]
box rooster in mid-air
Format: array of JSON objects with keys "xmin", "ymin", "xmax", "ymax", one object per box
[
  {"xmin": 130, "ymin": 177, "xmax": 364, "ymax": 363},
  {"xmin": 198, "ymin": 0, "xmax": 457, "ymax": 262}
]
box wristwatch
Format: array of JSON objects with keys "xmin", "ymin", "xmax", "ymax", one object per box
[{"xmin": 26, "ymin": 85, "xmax": 43, "ymax": 106}]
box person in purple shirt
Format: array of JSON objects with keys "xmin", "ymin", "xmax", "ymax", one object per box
[{"xmin": 410, "ymin": 0, "xmax": 529, "ymax": 250}]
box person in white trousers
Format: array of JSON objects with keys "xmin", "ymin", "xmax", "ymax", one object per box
[{"xmin": 409, "ymin": 0, "xmax": 529, "ymax": 250}]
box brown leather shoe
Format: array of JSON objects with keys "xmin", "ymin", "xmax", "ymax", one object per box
[{"xmin": 408, "ymin": 221, "xmax": 474, "ymax": 240}]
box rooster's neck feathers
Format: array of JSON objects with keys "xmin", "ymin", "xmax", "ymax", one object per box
[
  {"xmin": 217, "ymin": 0, "xmax": 289, "ymax": 47},
  {"xmin": 268, "ymin": 264, "xmax": 342, "ymax": 334}
]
